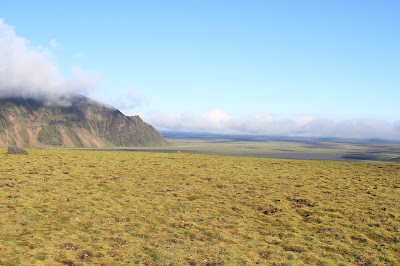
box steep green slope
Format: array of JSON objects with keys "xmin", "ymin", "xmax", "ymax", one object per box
[{"xmin": 0, "ymin": 96, "xmax": 167, "ymax": 148}]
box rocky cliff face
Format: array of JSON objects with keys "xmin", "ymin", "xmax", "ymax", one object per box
[{"xmin": 0, "ymin": 96, "xmax": 167, "ymax": 148}]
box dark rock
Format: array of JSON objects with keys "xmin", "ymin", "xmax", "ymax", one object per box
[
  {"xmin": 8, "ymin": 147, "xmax": 29, "ymax": 155},
  {"xmin": 263, "ymin": 206, "xmax": 280, "ymax": 215}
]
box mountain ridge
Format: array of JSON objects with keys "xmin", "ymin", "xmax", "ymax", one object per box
[{"xmin": 0, "ymin": 95, "xmax": 167, "ymax": 148}]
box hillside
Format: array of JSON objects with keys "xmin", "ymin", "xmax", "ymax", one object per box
[
  {"xmin": 0, "ymin": 149, "xmax": 399, "ymax": 264},
  {"xmin": 0, "ymin": 96, "xmax": 167, "ymax": 148}
]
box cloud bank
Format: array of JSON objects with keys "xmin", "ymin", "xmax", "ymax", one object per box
[
  {"xmin": 110, "ymin": 88, "xmax": 148, "ymax": 111},
  {"xmin": 0, "ymin": 19, "xmax": 100, "ymax": 104},
  {"xmin": 146, "ymin": 110, "xmax": 400, "ymax": 140}
]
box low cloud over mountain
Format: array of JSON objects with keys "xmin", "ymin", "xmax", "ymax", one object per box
[{"xmin": 0, "ymin": 19, "xmax": 100, "ymax": 104}]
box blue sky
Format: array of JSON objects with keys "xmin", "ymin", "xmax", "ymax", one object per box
[{"xmin": 1, "ymin": 1, "xmax": 400, "ymax": 139}]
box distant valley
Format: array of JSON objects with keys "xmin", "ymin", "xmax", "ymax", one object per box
[{"xmin": 111, "ymin": 131, "xmax": 400, "ymax": 162}]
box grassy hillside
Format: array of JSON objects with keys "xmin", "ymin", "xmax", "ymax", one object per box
[{"xmin": 0, "ymin": 149, "xmax": 399, "ymax": 265}]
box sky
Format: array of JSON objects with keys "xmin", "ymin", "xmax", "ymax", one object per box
[{"xmin": 1, "ymin": 1, "xmax": 400, "ymax": 139}]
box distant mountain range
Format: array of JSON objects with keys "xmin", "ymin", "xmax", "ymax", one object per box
[{"xmin": 0, "ymin": 96, "xmax": 167, "ymax": 148}]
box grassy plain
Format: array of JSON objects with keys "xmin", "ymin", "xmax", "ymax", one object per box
[
  {"xmin": 0, "ymin": 148, "xmax": 399, "ymax": 265},
  {"xmin": 107, "ymin": 137, "xmax": 400, "ymax": 162}
]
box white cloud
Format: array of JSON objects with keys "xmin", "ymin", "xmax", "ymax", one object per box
[
  {"xmin": 393, "ymin": 121, "xmax": 400, "ymax": 132},
  {"xmin": 0, "ymin": 19, "xmax": 100, "ymax": 104},
  {"xmin": 108, "ymin": 88, "xmax": 148, "ymax": 113},
  {"xmin": 49, "ymin": 38, "xmax": 59, "ymax": 49},
  {"xmin": 204, "ymin": 110, "xmax": 231, "ymax": 123},
  {"xmin": 147, "ymin": 111, "xmax": 400, "ymax": 140}
]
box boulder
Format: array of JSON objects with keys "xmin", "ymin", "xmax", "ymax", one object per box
[{"xmin": 8, "ymin": 147, "xmax": 29, "ymax": 155}]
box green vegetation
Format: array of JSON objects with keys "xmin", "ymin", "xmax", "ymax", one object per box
[
  {"xmin": 37, "ymin": 124, "xmax": 63, "ymax": 146},
  {"xmin": 187, "ymin": 195, "xmax": 200, "ymax": 201},
  {"xmin": 0, "ymin": 148, "xmax": 399, "ymax": 264}
]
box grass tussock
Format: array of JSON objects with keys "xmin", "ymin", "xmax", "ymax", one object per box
[{"xmin": 0, "ymin": 148, "xmax": 399, "ymax": 265}]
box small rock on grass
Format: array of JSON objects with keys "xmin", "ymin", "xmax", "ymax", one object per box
[
  {"xmin": 8, "ymin": 146, "xmax": 29, "ymax": 155},
  {"xmin": 321, "ymin": 228, "xmax": 337, "ymax": 233}
]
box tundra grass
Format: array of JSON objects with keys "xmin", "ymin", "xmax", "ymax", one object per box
[{"xmin": 0, "ymin": 149, "xmax": 399, "ymax": 265}]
